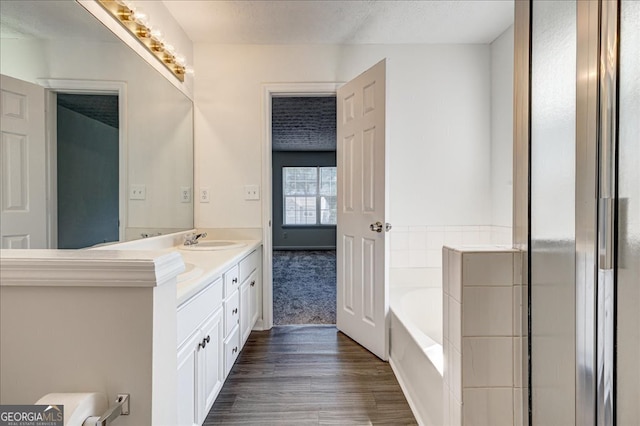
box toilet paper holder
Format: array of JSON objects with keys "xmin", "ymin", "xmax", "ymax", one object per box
[{"xmin": 84, "ymin": 394, "xmax": 129, "ymax": 426}]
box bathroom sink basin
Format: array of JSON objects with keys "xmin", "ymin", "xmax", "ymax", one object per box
[
  {"xmin": 180, "ymin": 240, "xmax": 246, "ymax": 251},
  {"xmin": 177, "ymin": 262, "xmax": 204, "ymax": 283}
]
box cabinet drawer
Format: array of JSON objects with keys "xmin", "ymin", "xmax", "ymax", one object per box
[
  {"xmin": 224, "ymin": 265, "xmax": 240, "ymax": 297},
  {"xmin": 239, "ymin": 249, "xmax": 259, "ymax": 284},
  {"xmin": 224, "ymin": 326, "xmax": 240, "ymax": 376},
  {"xmin": 177, "ymin": 278, "xmax": 223, "ymax": 346},
  {"xmin": 224, "ymin": 290, "xmax": 240, "ymax": 337}
]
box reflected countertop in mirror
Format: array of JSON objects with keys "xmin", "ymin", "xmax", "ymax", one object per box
[{"xmin": 0, "ymin": 0, "xmax": 194, "ymax": 249}]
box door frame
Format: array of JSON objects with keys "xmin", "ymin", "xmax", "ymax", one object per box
[
  {"xmin": 260, "ymin": 82, "xmax": 342, "ymax": 330},
  {"xmin": 39, "ymin": 79, "xmax": 127, "ymax": 247}
]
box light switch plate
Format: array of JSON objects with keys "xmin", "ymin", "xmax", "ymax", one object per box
[
  {"xmin": 200, "ymin": 187, "xmax": 210, "ymax": 203},
  {"xmin": 180, "ymin": 186, "xmax": 191, "ymax": 203},
  {"xmin": 129, "ymin": 184, "xmax": 146, "ymax": 200},
  {"xmin": 244, "ymin": 185, "xmax": 260, "ymax": 200}
]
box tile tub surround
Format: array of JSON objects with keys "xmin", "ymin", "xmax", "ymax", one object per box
[
  {"xmin": 442, "ymin": 246, "xmax": 527, "ymax": 426},
  {"xmin": 389, "ymin": 226, "xmax": 512, "ymax": 288}
]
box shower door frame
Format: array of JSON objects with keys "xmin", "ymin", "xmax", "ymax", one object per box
[
  {"xmin": 575, "ymin": 1, "xmax": 600, "ymax": 424},
  {"xmin": 576, "ymin": 0, "xmax": 620, "ymax": 424}
]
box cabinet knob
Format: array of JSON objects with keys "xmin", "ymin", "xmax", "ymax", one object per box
[
  {"xmin": 232, "ymin": 277, "xmax": 238, "ymax": 284},
  {"xmin": 232, "ymin": 346, "xmax": 238, "ymax": 354},
  {"xmin": 233, "ymin": 308, "xmax": 238, "ymax": 314},
  {"xmin": 197, "ymin": 335, "xmax": 211, "ymax": 350},
  {"xmin": 250, "ymin": 280, "xmax": 255, "ymax": 287}
]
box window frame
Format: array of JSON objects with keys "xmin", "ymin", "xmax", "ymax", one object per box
[{"xmin": 282, "ymin": 166, "xmax": 337, "ymax": 227}]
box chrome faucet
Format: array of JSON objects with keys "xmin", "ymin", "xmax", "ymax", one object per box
[{"xmin": 184, "ymin": 232, "xmax": 207, "ymax": 246}]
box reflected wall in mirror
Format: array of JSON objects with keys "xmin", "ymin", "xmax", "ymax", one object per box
[{"xmin": 0, "ymin": 0, "xmax": 194, "ymax": 249}]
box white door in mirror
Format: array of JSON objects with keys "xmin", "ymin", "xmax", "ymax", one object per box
[{"xmin": 0, "ymin": 75, "xmax": 47, "ymax": 249}]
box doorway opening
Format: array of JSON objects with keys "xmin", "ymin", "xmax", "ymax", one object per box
[
  {"xmin": 56, "ymin": 93, "xmax": 119, "ymax": 249},
  {"xmin": 42, "ymin": 79, "xmax": 127, "ymax": 249},
  {"xmin": 271, "ymin": 96, "xmax": 337, "ymax": 325}
]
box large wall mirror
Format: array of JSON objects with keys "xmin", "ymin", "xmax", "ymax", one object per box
[{"xmin": 0, "ymin": 0, "xmax": 194, "ymax": 249}]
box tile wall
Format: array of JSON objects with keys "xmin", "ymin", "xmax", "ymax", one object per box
[
  {"xmin": 442, "ymin": 246, "xmax": 527, "ymax": 426},
  {"xmin": 389, "ymin": 226, "xmax": 512, "ymax": 288}
]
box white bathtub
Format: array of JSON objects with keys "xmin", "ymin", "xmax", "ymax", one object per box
[{"xmin": 390, "ymin": 286, "xmax": 443, "ymax": 426}]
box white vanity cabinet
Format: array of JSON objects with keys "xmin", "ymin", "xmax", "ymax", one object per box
[
  {"xmin": 177, "ymin": 278, "xmax": 224, "ymax": 426},
  {"xmin": 177, "ymin": 245, "xmax": 262, "ymax": 425}
]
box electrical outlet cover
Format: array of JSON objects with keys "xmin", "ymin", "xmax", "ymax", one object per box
[
  {"xmin": 200, "ymin": 187, "xmax": 210, "ymax": 203},
  {"xmin": 244, "ymin": 185, "xmax": 260, "ymax": 200},
  {"xmin": 129, "ymin": 184, "xmax": 146, "ymax": 200},
  {"xmin": 180, "ymin": 186, "xmax": 191, "ymax": 203}
]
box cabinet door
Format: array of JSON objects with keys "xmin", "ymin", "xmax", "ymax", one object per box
[
  {"xmin": 249, "ymin": 271, "xmax": 260, "ymax": 328},
  {"xmin": 177, "ymin": 331, "xmax": 201, "ymax": 426},
  {"xmin": 240, "ymin": 280, "xmax": 251, "ymax": 346},
  {"xmin": 199, "ymin": 307, "xmax": 224, "ymax": 423}
]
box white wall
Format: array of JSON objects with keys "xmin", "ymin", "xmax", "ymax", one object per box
[
  {"xmin": 194, "ymin": 43, "xmax": 493, "ymax": 229},
  {"xmin": 0, "ymin": 39, "xmax": 49, "ymax": 84},
  {"xmin": 490, "ymin": 25, "xmax": 514, "ymax": 228}
]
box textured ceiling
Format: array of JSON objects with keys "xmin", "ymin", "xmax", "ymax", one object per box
[
  {"xmin": 272, "ymin": 97, "xmax": 336, "ymax": 152},
  {"xmin": 58, "ymin": 94, "xmax": 119, "ymax": 129},
  {"xmin": 163, "ymin": 0, "xmax": 514, "ymax": 45}
]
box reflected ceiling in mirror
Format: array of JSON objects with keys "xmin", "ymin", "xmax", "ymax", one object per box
[{"xmin": 0, "ymin": 0, "xmax": 194, "ymax": 248}]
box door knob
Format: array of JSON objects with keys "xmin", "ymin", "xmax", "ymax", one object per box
[{"xmin": 370, "ymin": 222, "xmax": 392, "ymax": 233}]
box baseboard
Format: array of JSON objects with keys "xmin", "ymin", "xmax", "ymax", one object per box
[{"xmin": 389, "ymin": 357, "xmax": 426, "ymax": 426}]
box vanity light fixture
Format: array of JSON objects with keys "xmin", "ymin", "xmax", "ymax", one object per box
[{"xmin": 97, "ymin": 0, "xmax": 193, "ymax": 82}]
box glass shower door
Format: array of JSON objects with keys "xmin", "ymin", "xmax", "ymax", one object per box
[
  {"xmin": 528, "ymin": 0, "xmax": 639, "ymax": 424},
  {"xmin": 616, "ymin": 1, "xmax": 640, "ymax": 423},
  {"xmin": 529, "ymin": 1, "xmax": 577, "ymax": 424}
]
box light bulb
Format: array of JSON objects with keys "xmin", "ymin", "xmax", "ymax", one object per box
[{"xmin": 133, "ymin": 11, "xmax": 148, "ymax": 26}]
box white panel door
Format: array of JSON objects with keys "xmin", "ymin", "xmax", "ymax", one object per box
[
  {"xmin": 0, "ymin": 74, "xmax": 46, "ymax": 249},
  {"xmin": 336, "ymin": 59, "xmax": 389, "ymax": 360}
]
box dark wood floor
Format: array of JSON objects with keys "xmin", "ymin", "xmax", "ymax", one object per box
[{"xmin": 204, "ymin": 325, "xmax": 417, "ymax": 425}]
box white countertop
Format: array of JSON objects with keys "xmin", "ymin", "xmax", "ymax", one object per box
[
  {"xmin": 0, "ymin": 249, "xmax": 183, "ymax": 288},
  {"xmin": 0, "ymin": 232, "xmax": 262, "ymax": 303},
  {"xmin": 174, "ymin": 240, "xmax": 262, "ymax": 306}
]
